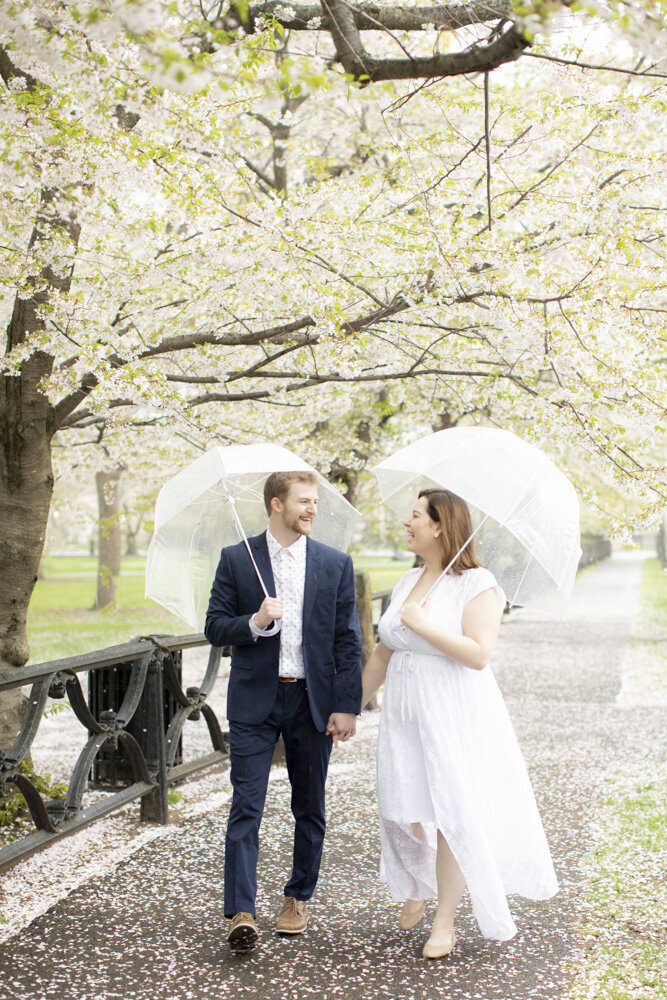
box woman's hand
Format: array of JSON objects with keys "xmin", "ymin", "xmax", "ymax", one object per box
[
  {"xmin": 408, "ymin": 589, "xmax": 502, "ymax": 670},
  {"xmin": 400, "ymin": 599, "xmax": 429, "ymax": 633}
]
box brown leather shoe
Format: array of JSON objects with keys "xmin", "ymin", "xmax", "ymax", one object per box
[
  {"xmin": 276, "ymin": 896, "xmax": 309, "ymax": 935},
  {"xmin": 227, "ymin": 912, "xmax": 258, "ymax": 951}
]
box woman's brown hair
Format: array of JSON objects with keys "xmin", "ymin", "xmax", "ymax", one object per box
[{"xmin": 418, "ymin": 488, "xmax": 482, "ymax": 574}]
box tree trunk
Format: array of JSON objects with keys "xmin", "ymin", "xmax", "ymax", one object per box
[
  {"xmin": 0, "ymin": 184, "xmax": 82, "ymax": 747},
  {"xmin": 95, "ymin": 469, "xmax": 123, "ymax": 609},
  {"xmin": 0, "ymin": 179, "xmax": 69, "ymax": 751},
  {"xmin": 0, "ymin": 51, "xmax": 112, "ymax": 749},
  {"xmin": 0, "ymin": 352, "xmax": 56, "ymax": 748},
  {"xmin": 124, "ymin": 508, "xmax": 143, "ymax": 556}
]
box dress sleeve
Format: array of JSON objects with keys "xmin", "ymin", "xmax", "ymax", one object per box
[
  {"xmin": 390, "ymin": 567, "xmax": 419, "ymax": 601},
  {"xmin": 464, "ymin": 567, "xmax": 507, "ymax": 613}
]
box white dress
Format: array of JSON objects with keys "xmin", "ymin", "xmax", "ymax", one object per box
[{"xmin": 376, "ymin": 566, "xmax": 558, "ymax": 941}]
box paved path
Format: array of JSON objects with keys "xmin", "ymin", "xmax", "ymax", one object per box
[{"xmin": 1, "ymin": 553, "xmax": 663, "ymax": 1000}]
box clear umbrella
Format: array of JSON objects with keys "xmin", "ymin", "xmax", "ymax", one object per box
[
  {"xmin": 146, "ymin": 443, "xmax": 361, "ymax": 630},
  {"xmin": 373, "ymin": 428, "xmax": 581, "ymax": 616}
]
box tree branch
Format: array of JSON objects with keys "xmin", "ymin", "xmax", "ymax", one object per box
[
  {"xmin": 229, "ymin": 1, "xmax": 511, "ymax": 33},
  {"xmin": 187, "ymin": 363, "xmax": 527, "ymax": 406},
  {"xmin": 0, "ymin": 46, "xmax": 38, "ymax": 90},
  {"xmin": 57, "ymin": 397, "xmax": 136, "ymax": 429},
  {"xmin": 166, "ymin": 339, "xmax": 315, "ymax": 384},
  {"xmin": 320, "ymin": 0, "xmax": 527, "ymax": 83},
  {"xmin": 52, "ymin": 296, "xmax": 414, "ymax": 428},
  {"xmin": 492, "ymin": 124, "xmax": 600, "ymax": 225},
  {"xmin": 385, "ymin": 137, "xmax": 484, "ymax": 216},
  {"xmin": 524, "ymin": 51, "xmax": 667, "ymax": 80},
  {"xmin": 138, "ymin": 317, "xmax": 317, "ymax": 359},
  {"xmin": 484, "ymin": 71, "xmax": 492, "ymax": 230},
  {"xmin": 240, "ymin": 155, "xmax": 276, "ymax": 192}
]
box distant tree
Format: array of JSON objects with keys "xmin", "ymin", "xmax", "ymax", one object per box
[{"xmin": 94, "ymin": 468, "xmax": 123, "ymax": 609}]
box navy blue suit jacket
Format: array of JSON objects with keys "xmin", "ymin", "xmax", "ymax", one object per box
[{"xmin": 204, "ymin": 532, "xmax": 362, "ymax": 733}]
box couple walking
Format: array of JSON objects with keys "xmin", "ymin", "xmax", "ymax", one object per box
[{"xmin": 204, "ymin": 470, "xmax": 557, "ymax": 959}]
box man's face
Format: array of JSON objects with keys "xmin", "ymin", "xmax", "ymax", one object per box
[{"xmin": 273, "ymin": 481, "xmax": 319, "ymax": 536}]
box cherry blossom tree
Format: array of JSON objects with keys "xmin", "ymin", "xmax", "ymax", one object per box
[{"xmin": 0, "ymin": 0, "xmax": 665, "ymax": 742}]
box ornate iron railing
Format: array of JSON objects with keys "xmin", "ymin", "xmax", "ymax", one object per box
[
  {"xmin": 0, "ymin": 634, "xmax": 227, "ymax": 874},
  {"xmin": 0, "ymin": 581, "xmax": 399, "ymax": 874}
]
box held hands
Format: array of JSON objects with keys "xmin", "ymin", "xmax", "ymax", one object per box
[
  {"xmin": 400, "ymin": 598, "xmax": 430, "ymax": 633},
  {"xmin": 325, "ymin": 712, "xmax": 357, "ymax": 748},
  {"xmin": 254, "ymin": 596, "xmax": 283, "ymax": 630}
]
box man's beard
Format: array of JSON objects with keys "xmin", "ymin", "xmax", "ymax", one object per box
[{"xmin": 285, "ymin": 513, "xmax": 314, "ymax": 536}]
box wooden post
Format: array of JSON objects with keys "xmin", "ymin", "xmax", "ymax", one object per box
[{"xmin": 354, "ymin": 570, "xmax": 377, "ymax": 710}]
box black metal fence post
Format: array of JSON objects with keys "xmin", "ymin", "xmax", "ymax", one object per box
[{"xmin": 139, "ymin": 652, "xmax": 169, "ymax": 824}]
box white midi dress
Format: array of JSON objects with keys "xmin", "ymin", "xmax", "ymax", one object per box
[{"xmin": 376, "ymin": 566, "xmax": 558, "ymax": 941}]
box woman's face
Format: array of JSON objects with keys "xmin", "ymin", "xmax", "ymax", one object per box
[{"xmin": 403, "ymin": 496, "xmax": 441, "ymax": 557}]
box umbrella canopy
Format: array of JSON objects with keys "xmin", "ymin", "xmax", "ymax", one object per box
[
  {"xmin": 373, "ymin": 428, "xmax": 581, "ymax": 616},
  {"xmin": 146, "ymin": 443, "xmax": 361, "ymax": 630}
]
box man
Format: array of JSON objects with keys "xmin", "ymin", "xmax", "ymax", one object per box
[{"xmin": 205, "ymin": 470, "xmax": 362, "ymax": 952}]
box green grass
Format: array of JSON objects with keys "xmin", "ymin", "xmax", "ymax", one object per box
[
  {"xmin": 639, "ymin": 556, "xmax": 667, "ymax": 625},
  {"xmin": 26, "ymin": 553, "xmax": 408, "ymax": 665},
  {"xmin": 568, "ymin": 770, "xmax": 667, "ymax": 1000},
  {"xmin": 568, "ymin": 558, "xmax": 667, "ymax": 1000},
  {"xmin": 27, "ymin": 556, "xmax": 190, "ymax": 665},
  {"xmin": 32, "ymin": 560, "xmax": 150, "ymax": 613},
  {"xmin": 39, "ymin": 555, "xmax": 147, "ymax": 578},
  {"xmin": 352, "ymin": 555, "xmax": 409, "ymax": 592}
]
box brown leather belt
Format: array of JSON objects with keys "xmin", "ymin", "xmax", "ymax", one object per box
[{"xmin": 279, "ymin": 677, "xmax": 299, "ymax": 683}]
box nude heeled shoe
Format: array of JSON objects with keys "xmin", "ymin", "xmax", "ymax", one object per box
[
  {"xmin": 398, "ymin": 899, "xmax": 426, "ymax": 930},
  {"xmin": 422, "ymin": 926, "xmax": 457, "ymax": 959}
]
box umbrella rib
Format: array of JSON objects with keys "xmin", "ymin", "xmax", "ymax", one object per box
[
  {"xmin": 418, "ymin": 513, "xmax": 491, "ymax": 604},
  {"xmin": 209, "ymin": 484, "xmax": 265, "ymax": 502},
  {"xmin": 511, "ymin": 553, "xmax": 536, "ymax": 605},
  {"xmin": 226, "ymin": 492, "xmax": 270, "ymax": 598}
]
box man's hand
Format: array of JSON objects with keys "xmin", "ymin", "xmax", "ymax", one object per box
[
  {"xmin": 326, "ymin": 712, "xmax": 357, "ymax": 748},
  {"xmin": 254, "ymin": 596, "xmax": 283, "ymax": 629}
]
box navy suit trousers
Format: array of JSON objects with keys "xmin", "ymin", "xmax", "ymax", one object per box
[{"xmin": 224, "ymin": 680, "xmax": 333, "ymax": 918}]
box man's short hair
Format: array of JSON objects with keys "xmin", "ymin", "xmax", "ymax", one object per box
[{"xmin": 263, "ymin": 471, "xmax": 318, "ymax": 514}]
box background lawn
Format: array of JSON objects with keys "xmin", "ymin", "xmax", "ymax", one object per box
[{"xmin": 27, "ymin": 553, "xmax": 409, "ymax": 664}]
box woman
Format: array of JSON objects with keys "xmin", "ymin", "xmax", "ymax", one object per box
[{"xmin": 362, "ymin": 489, "xmax": 558, "ymax": 958}]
